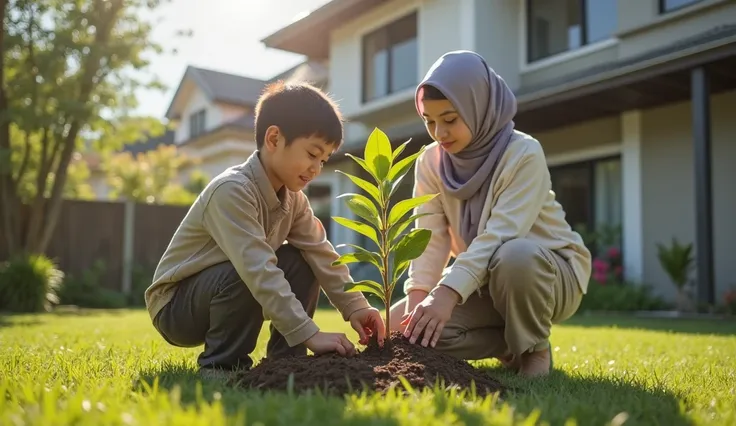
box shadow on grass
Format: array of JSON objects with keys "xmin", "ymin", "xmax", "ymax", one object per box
[
  {"xmin": 483, "ymin": 365, "xmax": 693, "ymax": 426},
  {"xmin": 134, "ymin": 360, "xmax": 692, "ymax": 425},
  {"xmin": 50, "ymin": 306, "xmax": 137, "ymax": 316},
  {"xmin": 0, "ymin": 315, "xmax": 42, "ymax": 329},
  {"xmin": 564, "ymin": 313, "xmax": 736, "ymax": 336}
]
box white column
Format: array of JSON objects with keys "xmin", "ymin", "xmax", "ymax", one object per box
[{"xmin": 621, "ymin": 110, "xmax": 644, "ymax": 284}]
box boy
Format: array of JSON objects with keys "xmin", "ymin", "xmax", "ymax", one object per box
[{"xmin": 145, "ymin": 81, "xmax": 386, "ymax": 380}]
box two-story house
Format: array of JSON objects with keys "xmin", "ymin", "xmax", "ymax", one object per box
[
  {"xmin": 87, "ymin": 61, "xmax": 338, "ymax": 218},
  {"xmin": 261, "ymin": 0, "xmax": 736, "ymax": 304}
]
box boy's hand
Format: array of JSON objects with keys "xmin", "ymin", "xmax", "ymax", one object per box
[
  {"xmin": 304, "ymin": 331, "xmax": 356, "ymax": 357},
  {"xmin": 402, "ymin": 285, "xmax": 460, "ymax": 348},
  {"xmin": 349, "ymin": 307, "xmax": 386, "ymax": 347}
]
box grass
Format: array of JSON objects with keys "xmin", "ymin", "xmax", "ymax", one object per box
[{"xmin": 1, "ymin": 308, "xmax": 735, "ymax": 425}]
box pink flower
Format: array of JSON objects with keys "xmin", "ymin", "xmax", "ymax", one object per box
[
  {"xmin": 607, "ymin": 246, "xmax": 621, "ymax": 259},
  {"xmin": 593, "ymin": 258, "xmax": 609, "ymax": 272}
]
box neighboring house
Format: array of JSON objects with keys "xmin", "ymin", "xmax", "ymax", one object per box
[
  {"xmin": 86, "ymin": 61, "xmax": 330, "ymax": 200},
  {"xmin": 261, "ymin": 0, "xmax": 736, "ymax": 303}
]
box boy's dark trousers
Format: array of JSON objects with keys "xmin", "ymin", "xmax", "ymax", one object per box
[{"xmin": 153, "ymin": 244, "xmax": 320, "ymax": 370}]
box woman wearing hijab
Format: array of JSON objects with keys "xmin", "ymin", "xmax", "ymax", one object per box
[{"xmin": 391, "ymin": 50, "xmax": 592, "ymax": 377}]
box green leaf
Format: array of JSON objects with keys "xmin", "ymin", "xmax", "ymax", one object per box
[
  {"xmin": 391, "ymin": 228, "xmax": 432, "ymax": 282},
  {"xmin": 338, "ymin": 193, "xmax": 381, "ymax": 229},
  {"xmin": 345, "ymin": 153, "xmax": 380, "ymax": 183},
  {"xmin": 334, "ymin": 244, "xmax": 383, "ymax": 272},
  {"xmin": 388, "ymin": 212, "xmax": 434, "ymax": 243},
  {"xmin": 332, "ymin": 216, "xmax": 380, "ymax": 246},
  {"xmin": 364, "ymin": 127, "xmax": 392, "ymax": 181},
  {"xmin": 392, "ymin": 261, "xmax": 411, "ymax": 286},
  {"xmin": 336, "ymin": 170, "xmax": 382, "ymax": 205},
  {"xmin": 387, "ymin": 194, "xmax": 438, "ymax": 228},
  {"xmin": 387, "ymin": 146, "xmax": 425, "ymax": 182},
  {"xmin": 392, "ymin": 139, "xmax": 411, "ymax": 162},
  {"xmin": 344, "ymin": 280, "xmax": 386, "ymax": 299}
]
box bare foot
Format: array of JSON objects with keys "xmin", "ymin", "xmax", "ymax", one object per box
[
  {"xmin": 519, "ymin": 349, "xmax": 551, "ymax": 377},
  {"xmin": 496, "ymin": 353, "xmax": 521, "ymax": 371}
]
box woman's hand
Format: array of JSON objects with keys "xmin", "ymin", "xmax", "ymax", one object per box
[
  {"xmin": 402, "ymin": 285, "xmax": 460, "ymax": 347},
  {"xmin": 402, "ymin": 289, "xmax": 428, "ymax": 317}
]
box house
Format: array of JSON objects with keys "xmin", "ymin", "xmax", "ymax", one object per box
[
  {"xmin": 86, "ymin": 60, "xmax": 331, "ymax": 201},
  {"xmin": 260, "ymin": 0, "xmax": 736, "ymax": 304}
]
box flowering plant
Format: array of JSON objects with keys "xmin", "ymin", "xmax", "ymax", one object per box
[{"xmin": 592, "ymin": 245, "xmax": 624, "ymax": 284}]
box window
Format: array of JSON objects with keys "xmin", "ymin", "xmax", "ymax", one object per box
[
  {"xmin": 526, "ymin": 0, "xmax": 618, "ymax": 63},
  {"xmin": 362, "ymin": 12, "xmax": 418, "ymax": 102},
  {"xmin": 189, "ymin": 109, "xmax": 206, "ymax": 138},
  {"xmin": 660, "ymin": 0, "xmax": 703, "ymax": 13},
  {"xmin": 304, "ymin": 183, "xmax": 333, "ymax": 242},
  {"xmin": 549, "ymin": 156, "xmax": 622, "ymax": 250}
]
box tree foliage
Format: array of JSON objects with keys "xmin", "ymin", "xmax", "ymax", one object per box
[
  {"xmin": 0, "ymin": 0, "xmax": 186, "ymax": 255},
  {"xmin": 104, "ymin": 144, "xmax": 206, "ymax": 205}
]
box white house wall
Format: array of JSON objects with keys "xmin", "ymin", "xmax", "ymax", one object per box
[
  {"xmin": 328, "ymin": 0, "xmax": 473, "ymax": 122},
  {"xmin": 473, "ymin": 0, "xmax": 522, "ymax": 89},
  {"xmin": 173, "ymin": 85, "xmax": 225, "ymax": 144},
  {"xmin": 640, "ymin": 89, "xmax": 736, "ymax": 301}
]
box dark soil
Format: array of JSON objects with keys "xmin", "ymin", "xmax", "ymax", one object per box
[{"xmin": 233, "ymin": 331, "xmax": 506, "ymax": 396}]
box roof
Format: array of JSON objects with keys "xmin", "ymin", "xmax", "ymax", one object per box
[
  {"xmin": 164, "ymin": 66, "xmax": 269, "ymax": 119},
  {"xmin": 261, "ymin": 0, "xmax": 389, "ymax": 58},
  {"xmin": 268, "ymin": 60, "xmax": 329, "ymax": 86},
  {"xmin": 514, "ymin": 25, "xmax": 736, "ymax": 132},
  {"xmin": 517, "ymin": 24, "xmax": 736, "ymax": 103},
  {"xmin": 122, "ymin": 129, "xmax": 175, "ymax": 155}
]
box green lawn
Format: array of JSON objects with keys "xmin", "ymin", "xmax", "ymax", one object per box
[{"xmin": 1, "ymin": 309, "xmax": 734, "ymax": 426}]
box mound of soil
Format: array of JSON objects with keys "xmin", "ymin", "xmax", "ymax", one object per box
[{"xmin": 233, "ymin": 332, "xmax": 505, "ymax": 396}]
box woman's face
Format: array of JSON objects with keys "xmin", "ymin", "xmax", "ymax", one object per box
[{"xmin": 419, "ymin": 98, "xmax": 473, "ymax": 154}]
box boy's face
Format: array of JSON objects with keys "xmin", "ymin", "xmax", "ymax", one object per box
[
  {"xmin": 264, "ymin": 126, "xmax": 335, "ymax": 192},
  {"xmin": 419, "ymin": 99, "xmax": 472, "ymax": 154}
]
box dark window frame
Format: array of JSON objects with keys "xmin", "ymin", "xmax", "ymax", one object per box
[
  {"xmin": 525, "ymin": 0, "xmax": 617, "ymax": 63},
  {"xmin": 189, "ymin": 109, "xmax": 206, "ymax": 138},
  {"xmin": 361, "ymin": 11, "xmax": 418, "ymax": 103},
  {"xmin": 658, "ymin": 0, "xmax": 704, "ymax": 13},
  {"xmin": 549, "ymin": 154, "xmax": 622, "ymax": 255}
]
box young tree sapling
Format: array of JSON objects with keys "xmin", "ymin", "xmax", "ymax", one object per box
[{"xmin": 332, "ymin": 127, "xmax": 437, "ymax": 345}]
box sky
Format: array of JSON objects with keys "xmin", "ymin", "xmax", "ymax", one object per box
[{"xmin": 135, "ymin": 0, "xmax": 331, "ymax": 119}]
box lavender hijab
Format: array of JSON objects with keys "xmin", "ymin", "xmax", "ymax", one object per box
[{"xmin": 415, "ymin": 50, "xmax": 518, "ymax": 247}]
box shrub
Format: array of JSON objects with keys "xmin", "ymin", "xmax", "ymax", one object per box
[
  {"xmin": 578, "ymin": 280, "xmax": 670, "ymax": 313},
  {"xmin": 57, "ymin": 259, "xmax": 128, "ymax": 309},
  {"xmin": 0, "ymin": 253, "xmax": 64, "ymax": 313}
]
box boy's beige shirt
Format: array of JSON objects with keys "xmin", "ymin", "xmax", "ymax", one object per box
[
  {"xmin": 145, "ymin": 152, "xmax": 371, "ymax": 347},
  {"xmin": 404, "ymin": 131, "xmax": 592, "ymax": 303}
]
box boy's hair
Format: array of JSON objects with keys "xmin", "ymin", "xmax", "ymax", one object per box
[
  {"xmin": 254, "ymin": 81, "xmax": 344, "ymax": 150},
  {"xmin": 420, "ymin": 84, "xmax": 447, "ymax": 101}
]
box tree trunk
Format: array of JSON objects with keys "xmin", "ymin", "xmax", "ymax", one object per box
[
  {"xmin": 23, "ymin": 0, "xmax": 125, "ymax": 254},
  {"xmin": 0, "ymin": 0, "xmax": 18, "ymax": 255}
]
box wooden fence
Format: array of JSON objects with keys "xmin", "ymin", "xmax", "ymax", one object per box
[{"xmin": 0, "ymin": 199, "xmax": 189, "ymax": 293}]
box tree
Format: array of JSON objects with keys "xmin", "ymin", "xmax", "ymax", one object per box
[
  {"xmin": 104, "ymin": 143, "xmax": 200, "ymax": 205},
  {"xmin": 0, "ymin": 0, "xmax": 186, "ymax": 256}
]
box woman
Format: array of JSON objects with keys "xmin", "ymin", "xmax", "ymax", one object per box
[{"xmin": 391, "ymin": 50, "xmax": 592, "ymax": 377}]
